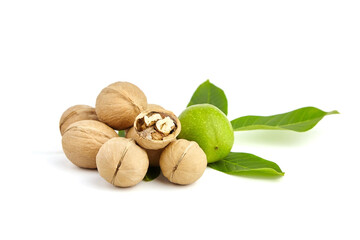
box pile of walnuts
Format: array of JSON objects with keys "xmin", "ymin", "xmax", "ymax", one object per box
[{"xmin": 59, "ymin": 82, "xmax": 207, "ymax": 187}]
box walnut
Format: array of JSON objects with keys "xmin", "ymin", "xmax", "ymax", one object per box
[
  {"xmin": 96, "ymin": 137, "xmax": 149, "ymax": 187},
  {"xmin": 62, "ymin": 120, "xmax": 118, "ymax": 169},
  {"xmin": 160, "ymin": 139, "xmax": 207, "ymax": 185},
  {"xmin": 95, "ymin": 82, "xmax": 147, "ymax": 130},
  {"xmin": 59, "ymin": 105, "xmax": 98, "ymax": 135}
]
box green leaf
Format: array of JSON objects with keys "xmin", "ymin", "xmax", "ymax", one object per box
[
  {"xmin": 208, "ymin": 152, "xmax": 284, "ymax": 177},
  {"xmin": 231, "ymin": 107, "xmax": 339, "ymax": 132},
  {"xmin": 118, "ymin": 130, "xmax": 126, "ymax": 137},
  {"xmin": 187, "ymin": 80, "xmax": 228, "ymax": 115},
  {"xmin": 143, "ymin": 166, "xmax": 161, "ymax": 182}
]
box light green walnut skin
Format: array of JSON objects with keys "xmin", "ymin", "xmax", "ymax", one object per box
[{"xmin": 178, "ymin": 104, "xmax": 234, "ymax": 163}]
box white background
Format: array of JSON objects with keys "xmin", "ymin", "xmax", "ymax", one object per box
[{"xmin": 0, "ymin": 1, "xmax": 359, "ymax": 239}]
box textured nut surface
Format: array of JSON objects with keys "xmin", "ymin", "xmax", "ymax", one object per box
[
  {"xmin": 160, "ymin": 139, "xmax": 207, "ymax": 185},
  {"xmin": 126, "ymin": 127, "xmax": 163, "ymax": 166},
  {"xmin": 146, "ymin": 104, "xmax": 165, "ymax": 112},
  {"xmin": 62, "ymin": 120, "xmax": 118, "ymax": 169},
  {"xmin": 125, "ymin": 127, "xmax": 164, "ymax": 167},
  {"xmin": 96, "ymin": 138, "xmax": 149, "ymax": 187},
  {"xmin": 145, "ymin": 148, "xmax": 164, "ymax": 167},
  {"xmin": 95, "ymin": 81, "xmax": 148, "ymax": 130},
  {"xmin": 59, "ymin": 105, "xmax": 98, "ymax": 135},
  {"xmin": 133, "ymin": 109, "xmax": 181, "ymax": 150}
]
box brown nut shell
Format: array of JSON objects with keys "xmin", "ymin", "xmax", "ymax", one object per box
[
  {"xmin": 145, "ymin": 148, "xmax": 164, "ymax": 167},
  {"xmin": 96, "ymin": 137, "xmax": 149, "ymax": 187},
  {"xmin": 146, "ymin": 104, "xmax": 165, "ymax": 111},
  {"xmin": 95, "ymin": 81, "xmax": 148, "ymax": 130},
  {"xmin": 132, "ymin": 109, "xmax": 181, "ymax": 150},
  {"xmin": 126, "ymin": 127, "xmax": 163, "ymax": 166},
  {"xmin": 59, "ymin": 105, "xmax": 98, "ymax": 135},
  {"xmin": 125, "ymin": 126, "xmax": 137, "ymax": 139},
  {"xmin": 62, "ymin": 120, "xmax": 118, "ymax": 169},
  {"xmin": 160, "ymin": 139, "xmax": 207, "ymax": 185}
]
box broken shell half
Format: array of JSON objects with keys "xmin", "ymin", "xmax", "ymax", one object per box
[{"xmin": 132, "ymin": 109, "xmax": 181, "ymax": 150}]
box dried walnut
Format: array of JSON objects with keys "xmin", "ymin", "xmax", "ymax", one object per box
[
  {"xmin": 62, "ymin": 120, "xmax": 118, "ymax": 169},
  {"xmin": 96, "ymin": 137, "xmax": 149, "ymax": 187}
]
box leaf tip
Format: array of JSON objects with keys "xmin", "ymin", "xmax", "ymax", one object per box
[{"xmin": 328, "ymin": 110, "xmax": 340, "ymax": 115}]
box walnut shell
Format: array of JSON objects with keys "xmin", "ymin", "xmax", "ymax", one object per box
[
  {"xmin": 62, "ymin": 120, "xmax": 118, "ymax": 169},
  {"xmin": 132, "ymin": 109, "xmax": 181, "ymax": 150},
  {"xmin": 126, "ymin": 127, "xmax": 163, "ymax": 166},
  {"xmin": 146, "ymin": 148, "xmax": 164, "ymax": 167},
  {"xmin": 146, "ymin": 104, "xmax": 165, "ymax": 111},
  {"xmin": 95, "ymin": 81, "xmax": 148, "ymax": 130},
  {"xmin": 96, "ymin": 137, "xmax": 149, "ymax": 187},
  {"xmin": 59, "ymin": 105, "xmax": 98, "ymax": 135},
  {"xmin": 160, "ymin": 139, "xmax": 207, "ymax": 185}
]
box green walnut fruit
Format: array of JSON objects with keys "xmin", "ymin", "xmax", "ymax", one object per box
[{"xmin": 178, "ymin": 104, "xmax": 234, "ymax": 163}]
